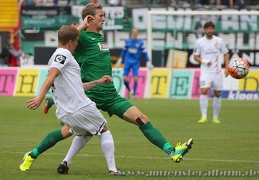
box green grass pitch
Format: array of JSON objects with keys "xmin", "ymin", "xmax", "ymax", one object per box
[{"xmin": 0, "ymin": 97, "xmax": 258, "ymax": 180}]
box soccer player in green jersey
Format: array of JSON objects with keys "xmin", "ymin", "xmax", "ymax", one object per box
[{"xmin": 56, "ymin": 3, "xmax": 193, "ymax": 174}]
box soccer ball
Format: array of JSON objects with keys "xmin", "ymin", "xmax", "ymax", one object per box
[{"xmin": 228, "ymin": 58, "xmax": 249, "ymax": 79}]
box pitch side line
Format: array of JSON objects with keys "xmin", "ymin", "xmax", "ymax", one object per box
[
  {"xmin": 9, "ymin": 151, "xmax": 259, "ymax": 163},
  {"xmin": 80, "ymin": 154, "xmax": 259, "ymax": 163}
]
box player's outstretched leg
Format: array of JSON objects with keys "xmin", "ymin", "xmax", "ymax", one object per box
[
  {"xmin": 43, "ymin": 97, "xmax": 54, "ymax": 114},
  {"xmin": 139, "ymin": 119, "xmax": 193, "ymax": 163},
  {"xmin": 171, "ymin": 138, "xmax": 193, "ymax": 163},
  {"xmin": 19, "ymin": 129, "xmax": 67, "ymax": 171}
]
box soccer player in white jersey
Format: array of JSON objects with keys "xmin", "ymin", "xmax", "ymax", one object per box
[
  {"xmin": 193, "ymin": 21, "xmax": 230, "ymax": 124},
  {"xmin": 26, "ymin": 24, "xmax": 114, "ymax": 173},
  {"xmin": 20, "ymin": 17, "xmax": 119, "ymax": 176}
]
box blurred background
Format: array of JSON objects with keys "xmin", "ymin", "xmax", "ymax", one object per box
[{"xmin": 1, "ymin": 0, "xmax": 259, "ymax": 68}]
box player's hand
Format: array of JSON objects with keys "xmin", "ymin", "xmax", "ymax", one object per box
[
  {"xmin": 98, "ymin": 75, "xmax": 113, "ymax": 85},
  {"xmin": 77, "ymin": 15, "xmax": 94, "ymax": 31},
  {"xmin": 27, "ymin": 97, "xmax": 42, "ymax": 110},
  {"xmin": 85, "ymin": 15, "xmax": 94, "ymax": 27},
  {"xmin": 147, "ymin": 61, "xmax": 154, "ymax": 70},
  {"xmin": 201, "ymin": 59, "xmax": 212, "ymax": 66},
  {"xmin": 224, "ymin": 68, "xmax": 229, "ymax": 77},
  {"xmin": 116, "ymin": 58, "xmax": 122, "ymax": 68}
]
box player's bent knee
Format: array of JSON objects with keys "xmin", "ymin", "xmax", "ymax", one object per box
[
  {"xmin": 61, "ymin": 125, "xmax": 73, "ymax": 138},
  {"xmin": 101, "ymin": 124, "xmax": 109, "ymax": 133},
  {"xmin": 214, "ymin": 91, "xmax": 221, "ymax": 97},
  {"xmin": 136, "ymin": 117, "xmax": 149, "ymax": 126}
]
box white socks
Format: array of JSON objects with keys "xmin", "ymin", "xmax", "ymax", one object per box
[
  {"xmin": 213, "ymin": 97, "xmax": 221, "ymax": 120},
  {"xmin": 200, "ymin": 95, "xmax": 221, "ymax": 120},
  {"xmin": 63, "ymin": 130, "xmax": 117, "ymax": 172},
  {"xmin": 63, "ymin": 135, "xmax": 92, "ymax": 165},
  {"xmin": 100, "ymin": 130, "xmax": 117, "ymax": 172},
  {"xmin": 200, "ymin": 94, "xmax": 208, "ymax": 119}
]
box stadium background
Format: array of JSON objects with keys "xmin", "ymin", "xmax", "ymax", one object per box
[{"xmin": 0, "ymin": 0, "xmax": 258, "ymax": 99}]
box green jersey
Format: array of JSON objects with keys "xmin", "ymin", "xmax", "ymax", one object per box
[
  {"xmin": 74, "ymin": 30, "xmax": 133, "ymax": 117},
  {"xmin": 74, "ymin": 31, "xmax": 114, "ymax": 90}
]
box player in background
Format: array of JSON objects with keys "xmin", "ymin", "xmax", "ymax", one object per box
[
  {"xmin": 57, "ymin": 3, "xmax": 193, "ymax": 174},
  {"xmin": 116, "ymin": 28, "xmax": 154, "ymax": 98},
  {"xmin": 20, "ymin": 18, "xmax": 120, "ymax": 176},
  {"xmin": 193, "ymin": 21, "xmax": 230, "ymax": 124}
]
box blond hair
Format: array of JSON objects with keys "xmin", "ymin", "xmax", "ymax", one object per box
[{"xmin": 81, "ymin": 3, "xmax": 103, "ymax": 20}]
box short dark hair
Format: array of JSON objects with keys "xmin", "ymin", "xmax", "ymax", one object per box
[{"xmin": 204, "ymin": 21, "xmax": 215, "ymax": 29}]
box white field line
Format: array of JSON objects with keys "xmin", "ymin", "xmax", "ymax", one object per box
[{"xmin": 7, "ymin": 151, "xmax": 259, "ymax": 163}]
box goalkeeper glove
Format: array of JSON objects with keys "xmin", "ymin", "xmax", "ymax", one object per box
[
  {"xmin": 116, "ymin": 57, "xmax": 122, "ymax": 68},
  {"xmin": 147, "ymin": 61, "xmax": 154, "ymax": 70}
]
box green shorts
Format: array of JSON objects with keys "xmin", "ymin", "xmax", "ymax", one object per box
[{"xmin": 86, "ymin": 88, "xmax": 133, "ymax": 119}]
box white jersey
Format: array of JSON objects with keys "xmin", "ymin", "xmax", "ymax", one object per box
[
  {"xmin": 193, "ymin": 35, "xmax": 228, "ymax": 74},
  {"xmin": 48, "ymin": 48, "xmax": 92, "ymax": 119}
]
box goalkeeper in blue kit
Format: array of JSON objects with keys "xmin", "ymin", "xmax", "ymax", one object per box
[{"xmin": 116, "ymin": 28, "xmax": 154, "ymax": 98}]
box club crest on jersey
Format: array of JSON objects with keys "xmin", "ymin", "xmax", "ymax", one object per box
[
  {"xmin": 54, "ymin": 55, "xmax": 66, "ymax": 64},
  {"xmin": 98, "ymin": 42, "xmax": 109, "ymax": 51}
]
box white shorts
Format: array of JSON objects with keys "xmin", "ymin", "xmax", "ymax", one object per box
[
  {"xmin": 199, "ymin": 72, "xmax": 223, "ymax": 90},
  {"xmin": 60, "ymin": 102, "xmax": 106, "ymax": 136}
]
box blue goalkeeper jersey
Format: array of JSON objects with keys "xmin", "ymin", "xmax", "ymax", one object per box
[{"xmin": 120, "ymin": 38, "xmax": 150, "ymax": 64}]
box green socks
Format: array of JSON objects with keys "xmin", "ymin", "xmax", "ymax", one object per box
[
  {"xmin": 29, "ymin": 129, "xmax": 65, "ymax": 159},
  {"xmin": 139, "ymin": 121, "xmax": 174, "ymax": 155},
  {"xmin": 48, "ymin": 97, "xmax": 54, "ymax": 105}
]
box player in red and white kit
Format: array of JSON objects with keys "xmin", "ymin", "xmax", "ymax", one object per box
[{"xmin": 193, "ymin": 21, "xmax": 230, "ymax": 124}]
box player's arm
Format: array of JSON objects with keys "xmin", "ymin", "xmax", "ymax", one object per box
[
  {"xmin": 223, "ymin": 53, "xmax": 230, "ymax": 77},
  {"xmin": 142, "ymin": 45, "xmax": 150, "ymax": 62},
  {"xmin": 27, "ymin": 67, "xmax": 60, "ymax": 110},
  {"xmin": 116, "ymin": 41, "xmax": 127, "ymax": 67},
  {"xmin": 220, "ymin": 39, "xmax": 230, "ymax": 76},
  {"xmin": 194, "ymin": 50, "xmax": 212, "ymax": 67},
  {"xmin": 76, "ymin": 15, "xmax": 93, "ymax": 32},
  {"xmin": 120, "ymin": 40, "xmax": 128, "ymax": 59},
  {"xmin": 193, "ymin": 41, "xmax": 211, "ymax": 66},
  {"xmin": 194, "ymin": 55, "xmax": 202, "ymax": 63},
  {"xmin": 83, "ymin": 75, "xmax": 112, "ymax": 91},
  {"xmin": 193, "ymin": 42, "xmax": 203, "ymax": 63},
  {"xmin": 140, "ymin": 42, "xmax": 153, "ymax": 69},
  {"xmin": 194, "ymin": 55, "xmax": 212, "ymax": 66}
]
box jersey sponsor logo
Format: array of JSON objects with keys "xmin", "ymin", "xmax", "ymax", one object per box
[
  {"xmin": 54, "ymin": 54, "xmax": 66, "ymax": 64},
  {"xmin": 128, "ymin": 48, "xmax": 137, "ymax": 54},
  {"xmin": 98, "ymin": 42, "xmax": 109, "ymax": 51}
]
